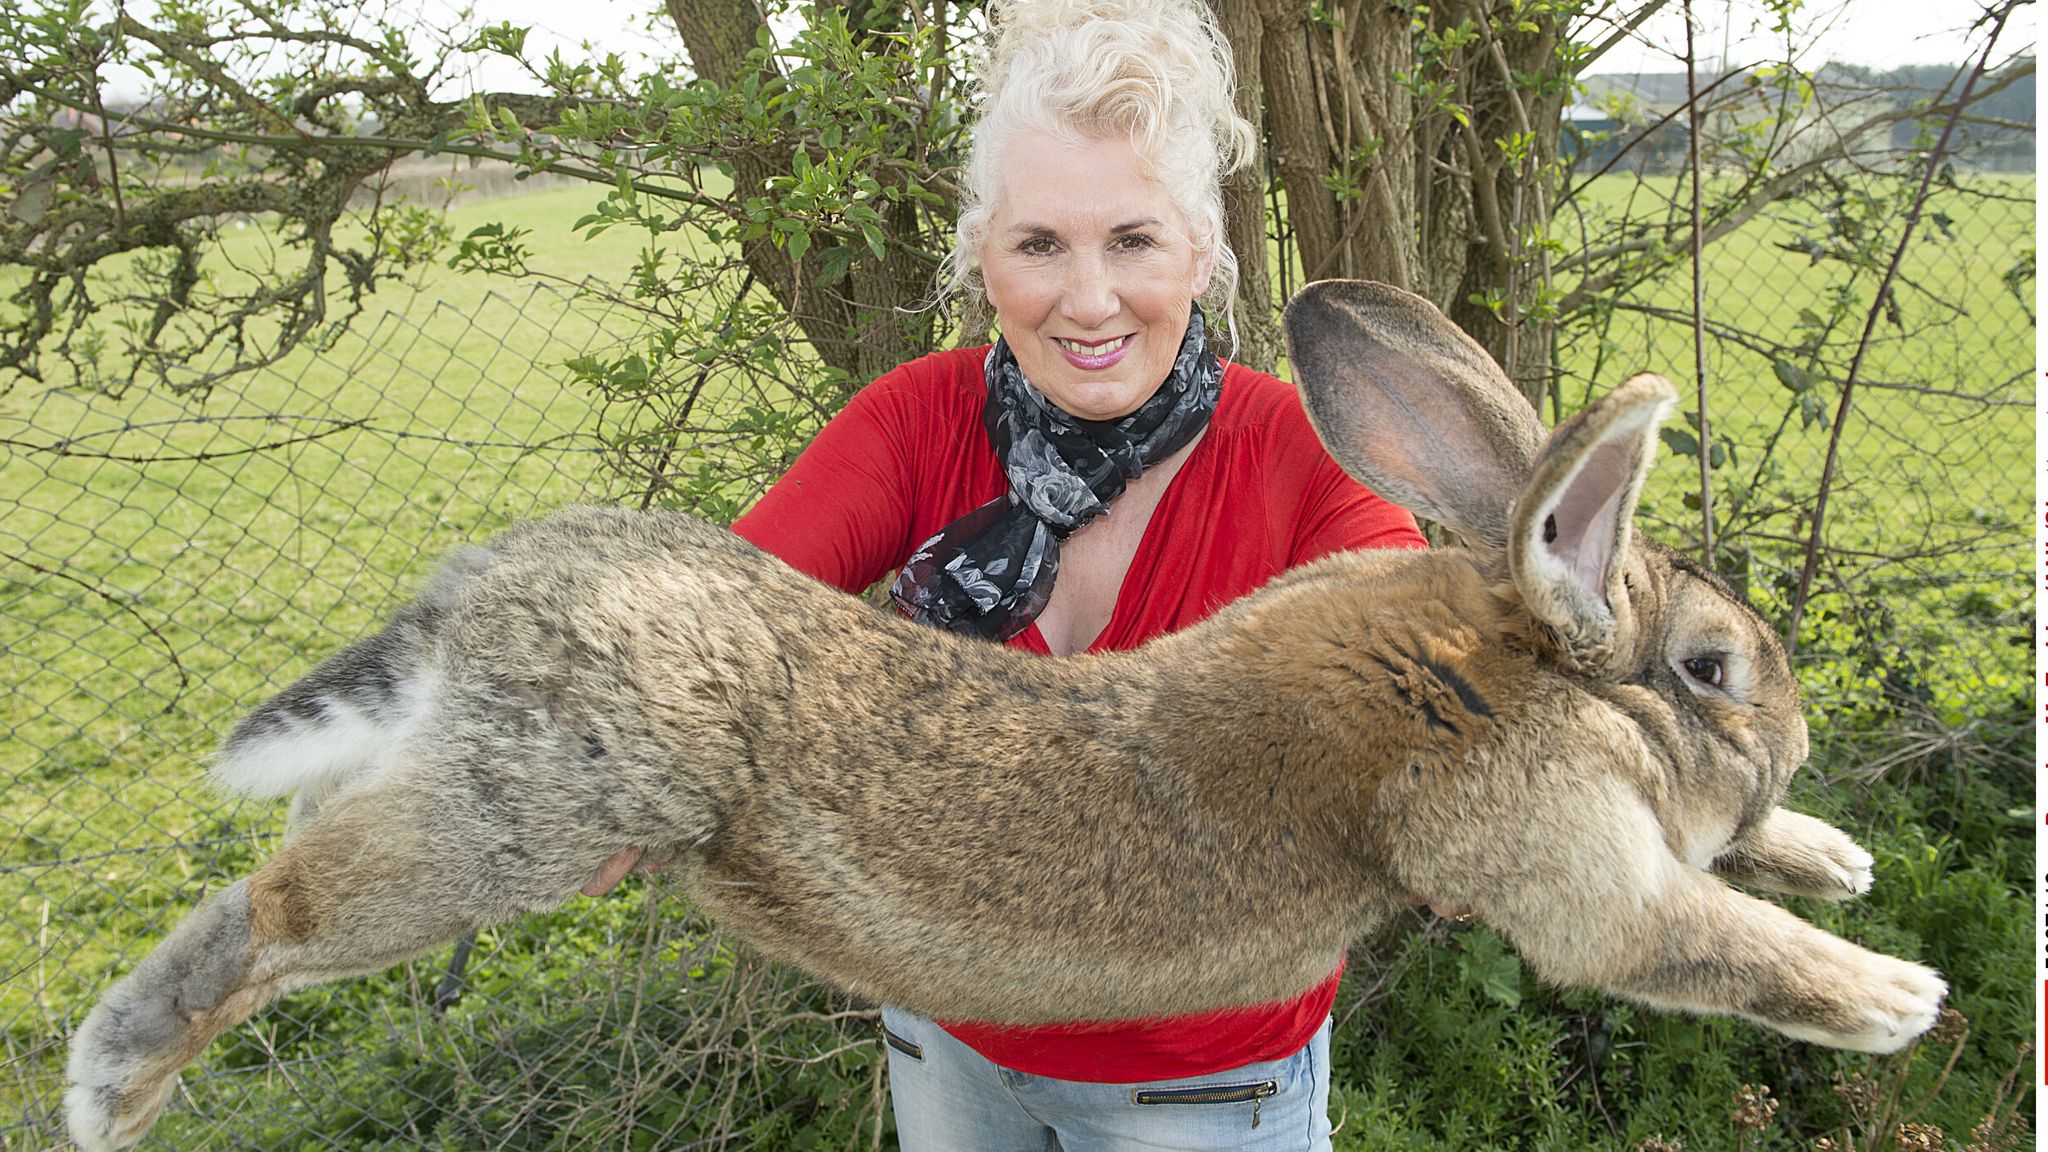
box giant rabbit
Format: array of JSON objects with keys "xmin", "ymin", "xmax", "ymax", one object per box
[{"xmin": 67, "ymin": 281, "xmax": 1946, "ymax": 1151}]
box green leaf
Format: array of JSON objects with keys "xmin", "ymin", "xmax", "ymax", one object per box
[
  {"xmin": 1799, "ymin": 392, "xmax": 1829, "ymax": 429},
  {"xmin": 1772, "ymin": 357, "xmax": 1812, "ymax": 393},
  {"xmin": 818, "ymin": 246, "xmax": 854, "ymax": 286},
  {"xmin": 1660, "ymin": 427, "xmax": 1700, "ymax": 458},
  {"xmin": 1455, "ymin": 930, "xmax": 1522, "ymax": 1009},
  {"xmin": 786, "ymin": 230, "xmax": 810, "ymax": 264}
]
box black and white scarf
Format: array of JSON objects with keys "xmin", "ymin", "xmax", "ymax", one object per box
[{"xmin": 889, "ymin": 306, "xmax": 1222, "ymax": 642}]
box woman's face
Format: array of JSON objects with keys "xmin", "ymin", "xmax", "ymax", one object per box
[{"xmin": 980, "ymin": 133, "xmax": 1214, "ymax": 422}]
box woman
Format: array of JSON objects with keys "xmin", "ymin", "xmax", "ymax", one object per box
[{"xmin": 732, "ymin": 0, "xmax": 1423, "ymax": 1146}]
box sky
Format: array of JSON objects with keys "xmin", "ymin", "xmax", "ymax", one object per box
[
  {"xmin": 1580, "ymin": 0, "xmax": 2035, "ymax": 76},
  {"xmin": 439, "ymin": 0, "xmax": 2032, "ymax": 92},
  {"xmin": 98, "ymin": 0, "xmax": 2034, "ymax": 104}
]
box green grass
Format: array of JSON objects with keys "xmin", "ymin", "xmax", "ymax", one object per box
[
  {"xmin": 1558, "ymin": 174, "xmax": 2031, "ymax": 508},
  {"xmin": 1, "ymin": 179, "xmax": 876, "ymax": 1146},
  {"xmin": 2, "ymin": 173, "xmax": 2035, "ymax": 1149},
  {"xmin": 1556, "ymin": 172, "xmax": 2034, "ymax": 735},
  {"xmin": 1, "ymin": 184, "xmax": 675, "ymax": 1139}
]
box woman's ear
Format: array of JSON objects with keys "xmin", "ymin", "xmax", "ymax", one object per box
[{"xmin": 1189, "ymin": 235, "xmax": 1215, "ymax": 300}]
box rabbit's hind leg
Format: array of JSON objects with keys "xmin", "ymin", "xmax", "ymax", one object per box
[
  {"xmin": 65, "ymin": 876, "xmax": 264, "ymax": 1152},
  {"xmin": 66, "ymin": 779, "xmax": 580, "ymax": 1152}
]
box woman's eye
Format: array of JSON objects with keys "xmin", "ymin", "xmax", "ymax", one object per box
[
  {"xmin": 1114, "ymin": 233, "xmax": 1156, "ymax": 251},
  {"xmin": 1018, "ymin": 236, "xmax": 1056, "ymax": 256},
  {"xmin": 1682, "ymin": 656, "xmax": 1725, "ymax": 687}
]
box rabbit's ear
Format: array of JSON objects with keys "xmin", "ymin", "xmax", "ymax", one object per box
[
  {"xmin": 1282, "ymin": 280, "xmax": 1545, "ymax": 550},
  {"xmin": 1508, "ymin": 372, "xmax": 1676, "ymax": 667}
]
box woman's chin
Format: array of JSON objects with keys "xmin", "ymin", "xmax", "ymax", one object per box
[
  {"xmin": 1051, "ymin": 381, "xmax": 1150, "ymax": 422},
  {"xmin": 1034, "ymin": 359, "xmax": 1175, "ymax": 422}
]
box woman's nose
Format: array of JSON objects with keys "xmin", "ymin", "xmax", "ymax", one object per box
[{"xmin": 1057, "ymin": 252, "xmax": 1119, "ymax": 328}]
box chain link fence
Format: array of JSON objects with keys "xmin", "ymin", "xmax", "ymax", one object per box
[
  {"xmin": 3, "ymin": 161, "xmax": 2034, "ymax": 1152},
  {"xmin": 2, "ymin": 281, "xmax": 887, "ymax": 1150},
  {"xmin": 1551, "ymin": 163, "xmax": 2034, "ymax": 782}
]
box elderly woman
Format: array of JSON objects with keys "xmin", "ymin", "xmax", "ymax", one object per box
[{"xmin": 732, "ymin": 0, "xmax": 1423, "ymax": 1146}]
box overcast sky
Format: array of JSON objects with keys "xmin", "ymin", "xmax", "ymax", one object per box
[
  {"xmin": 102, "ymin": 0, "xmax": 2033, "ymax": 103},
  {"xmin": 433, "ymin": 0, "xmax": 2030, "ymax": 91},
  {"xmin": 1582, "ymin": 0, "xmax": 2032, "ymax": 74}
]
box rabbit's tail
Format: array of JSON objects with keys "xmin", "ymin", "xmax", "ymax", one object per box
[
  {"xmin": 212, "ymin": 545, "xmax": 488, "ymax": 801},
  {"xmin": 211, "ymin": 638, "xmax": 440, "ymax": 800}
]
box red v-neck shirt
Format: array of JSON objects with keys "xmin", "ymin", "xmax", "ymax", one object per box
[{"xmin": 733, "ymin": 346, "xmax": 1424, "ymax": 1082}]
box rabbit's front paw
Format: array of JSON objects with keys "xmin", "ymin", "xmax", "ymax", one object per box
[
  {"xmin": 1819, "ymin": 955, "xmax": 1947, "ymax": 1054},
  {"xmin": 1714, "ymin": 810, "xmax": 1874, "ymax": 901},
  {"xmin": 1815, "ymin": 832, "xmax": 1874, "ymax": 899}
]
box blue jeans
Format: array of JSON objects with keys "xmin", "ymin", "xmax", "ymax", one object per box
[{"xmin": 880, "ymin": 1007, "xmax": 1335, "ymax": 1152}]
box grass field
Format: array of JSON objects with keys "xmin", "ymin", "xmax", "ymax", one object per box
[
  {"xmin": 1, "ymin": 173, "xmax": 2034, "ymax": 1149},
  {"xmin": 2, "ymin": 186, "xmax": 675, "ymax": 1143},
  {"xmin": 1555, "ymin": 173, "xmax": 2034, "ymax": 735}
]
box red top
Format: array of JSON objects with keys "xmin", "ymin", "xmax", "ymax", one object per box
[{"xmin": 733, "ymin": 346, "xmax": 1425, "ymax": 1082}]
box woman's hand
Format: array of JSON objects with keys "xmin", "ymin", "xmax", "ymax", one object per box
[{"xmin": 581, "ymin": 848, "xmax": 668, "ymax": 896}]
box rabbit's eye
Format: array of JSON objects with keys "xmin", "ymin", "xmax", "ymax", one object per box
[{"xmin": 1682, "ymin": 656, "xmax": 1724, "ymax": 687}]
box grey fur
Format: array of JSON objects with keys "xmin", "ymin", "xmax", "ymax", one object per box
[{"xmin": 66, "ymin": 281, "xmax": 1944, "ymax": 1152}]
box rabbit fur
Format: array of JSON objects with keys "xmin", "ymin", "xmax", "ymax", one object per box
[{"xmin": 66, "ymin": 281, "xmax": 1946, "ymax": 1151}]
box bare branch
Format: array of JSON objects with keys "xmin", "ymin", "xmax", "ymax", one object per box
[
  {"xmin": 1574, "ymin": 0, "xmax": 1673, "ymax": 72},
  {"xmin": 1784, "ymin": 1, "xmax": 2023, "ymax": 650}
]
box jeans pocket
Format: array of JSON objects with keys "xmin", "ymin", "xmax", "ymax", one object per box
[
  {"xmin": 1130, "ymin": 1079, "xmax": 1280, "ymax": 1127},
  {"xmin": 881, "ymin": 1022, "xmax": 925, "ymax": 1062}
]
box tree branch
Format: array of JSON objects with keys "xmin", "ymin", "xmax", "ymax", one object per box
[
  {"xmin": 1783, "ymin": 1, "xmax": 2020, "ymax": 652},
  {"xmin": 1573, "ymin": 0, "xmax": 1672, "ymax": 73}
]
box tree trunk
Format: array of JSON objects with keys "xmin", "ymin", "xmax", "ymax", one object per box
[
  {"xmin": 667, "ymin": 0, "xmax": 934, "ymax": 389},
  {"xmin": 1213, "ymin": 0, "xmax": 1280, "ymax": 372},
  {"xmin": 1257, "ymin": 1, "xmax": 1343, "ymax": 285},
  {"xmin": 1440, "ymin": 1, "xmax": 1569, "ymax": 409},
  {"xmin": 1213, "ymin": 0, "xmax": 1573, "ymax": 410},
  {"xmin": 1333, "ymin": 0, "xmax": 1420, "ymax": 291}
]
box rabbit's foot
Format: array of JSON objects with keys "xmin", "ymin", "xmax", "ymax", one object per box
[
  {"xmin": 1793, "ymin": 823, "xmax": 1873, "ymax": 899},
  {"xmin": 67, "ymin": 880, "xmax": 259, "ymax": 1152},
  {"xmin": 1771, "ymin": 952, "xmax": 1947, "ymax": 1054},
  {"xmin": 1713, "ymin": 809, "xmax": 1873, "ymax": 901},
  {"xmin": 64, "ymin": 1064, "xmax": 179, "ymax": 1152},
  {"xmin": 1826, "ymin": 844, "xmax": 1875, "ymax": 898}
]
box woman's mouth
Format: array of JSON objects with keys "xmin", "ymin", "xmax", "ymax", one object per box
[{"xmin": 1053, "ymin": 334, "xmax": 1132, "ymax": 369}]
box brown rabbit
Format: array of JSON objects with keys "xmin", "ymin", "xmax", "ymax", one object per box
[{"xmin": 65, "ymin": 281, "xmax": 1945, "ymax": 1151}]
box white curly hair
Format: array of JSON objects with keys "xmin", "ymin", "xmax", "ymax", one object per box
[{"xmin": 944, "ymin": 0, "xmax": 1259, "ymax": 341}]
